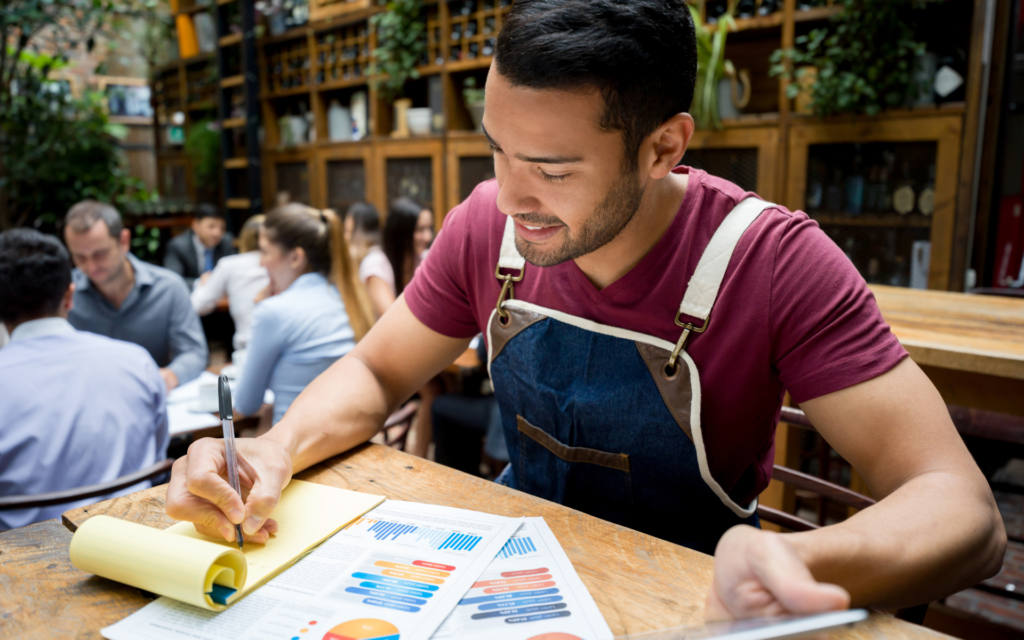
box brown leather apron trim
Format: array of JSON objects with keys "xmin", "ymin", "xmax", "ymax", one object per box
[
  {"xmin": 635, "ymin": 342, "xmax": 694, "ymax": 442},
  {"xmin": 517, "ymin": 415, "xmax": 631, "ymax": 472},
  {"xmin": 490, "ymin": 305, "xmax": 546, "ymax": 363}
]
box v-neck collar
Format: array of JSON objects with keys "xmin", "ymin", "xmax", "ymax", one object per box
[{"xmin": 567, "ymin": 167, "xmax": 703, "ymax": 305}]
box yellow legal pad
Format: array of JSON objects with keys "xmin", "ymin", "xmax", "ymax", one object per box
[{"xmin": 69, "ymin": 479, "xmax": 385, "ymax": 611}]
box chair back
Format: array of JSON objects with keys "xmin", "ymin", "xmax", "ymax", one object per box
[{"xmin": 0, "ymin": 459, "xmax": 174, "ymax": 512}]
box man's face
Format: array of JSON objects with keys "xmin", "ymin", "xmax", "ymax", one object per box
[
  {"xmin": 193, "ymin": 217, "xmax": 227, "ymax": 248},
  {"xmin": 65, "ymin": 222, "xmax": 129, "ymax": 287},
  {"xmin": 483, "ymin": 68, "xmax": 644, "ymax": 267}
]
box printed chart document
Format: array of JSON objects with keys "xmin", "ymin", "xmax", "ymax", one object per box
[
  {"xmin": 72, "ymin": 480, "xmax": 384, "ymax": 611},
  {"xmin": 432, "ymin": 517, "xmax": 613, "ymax": 640},
  {"xmin": 101, "ymin": 500, "xmax": 521, "ymax": 640}
]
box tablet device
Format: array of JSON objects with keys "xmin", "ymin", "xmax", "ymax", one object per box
[{"xmin": 616, "ymin": 609, "xmax": 870, "ymax": 640}]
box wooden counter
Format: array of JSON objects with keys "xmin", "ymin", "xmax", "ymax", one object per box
[{"xmin": 0, "ymin": 444, "xmax": 946, "ymax": 639}]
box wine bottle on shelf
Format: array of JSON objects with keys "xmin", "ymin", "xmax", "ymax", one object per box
[
  {"xmin": 844, "ymin": 152, "xmax": 865, "ymax": 216},
  {"xmin": 758, "ymin": 0, "xmax": 780, "ymax": 16},
  {"xmin": 706, "ymin": 0, "xmax": 727, "ymax": 23},
  {"xmin": 736, "ymin": 0, "xmax": 756, "ymax": 19},
  {"xmin": 918, "ymin": 164, "xmax": 936, "ymax": 216},
  {"xmin": 878, "ymin": 167, "xmax": 892, "ymax": 212},
  {"xmin": 825, "ymin": 168, "xmax": 844, "ymax": 213},
  {"xmin": 805, "ymin": 162, "xmax": 824, "ymax": 213},
  {"xmin": 864, "ymin": 166, "xmax": 880, "ymax": 212},
  {"xmin": 892, "ymin": 163, "xmax": 916, "ymax": 216}
]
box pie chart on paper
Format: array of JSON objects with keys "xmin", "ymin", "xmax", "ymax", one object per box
[{"xmin": 322, "ymin": 619, "xmax": 400, "ymax": 640}]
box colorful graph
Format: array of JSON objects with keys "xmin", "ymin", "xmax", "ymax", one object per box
[
  {"xmin": 498, "ymin": 536, "xmax": 537, "ymax": 558},
  {"xmin": 345, "ymin": 518, "xmax": 482, "ymax": 551},
  {"xmin": 323, "ymin": 618, "xmax": 399, "ymax": 640},
  {"xmin": 332, "ymin": 554, "xmax": 458, "ymax": 613}
]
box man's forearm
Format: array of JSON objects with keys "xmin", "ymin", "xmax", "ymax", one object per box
[
  {"xmin": 788, "ymin": 471, "xmax": 1006, "ymax": 610},
  {"xmin": 262, "ymin": 354, "xmax": 393, "ymax": 474}
]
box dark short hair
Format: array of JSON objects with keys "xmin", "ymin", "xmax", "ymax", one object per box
[
  {"xmin": 347, "ymin": 202, "xmax": 381, "ymax": 237},
  {"xmin": 495, "ymin": 0, "xmax": 697, "ymax": 172},
  {"xmin": 65, "ymin": 200, "xmax": 123, "ymax": 238},
  {"xmin": 195, "ymin": 203, "xmax": 227, "ymax": 222},
  {"xmin": 0, "ymin": 229, "xmax": 73, "ymax": 323}
]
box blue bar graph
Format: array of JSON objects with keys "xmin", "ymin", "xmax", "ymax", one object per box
[
  {"xmin": 346, "ymin": 518, "xmax": 481, "ymax": 551},
  {"xmin": 498, "ymin": 536, "xmax": 537, "ymax": 558},
  {"xmin": 438, "ymin": 532, "xmax": 482, "ymax": 551}
]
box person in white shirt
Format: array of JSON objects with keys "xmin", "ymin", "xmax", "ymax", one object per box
[
  {"xmin": 0, "ymin": 324, "xmax": 8, "ymax": 348},
  {"xmin": 191, "ymin": 215, "xmax": 269, "ymax": 351},
  {"xmin": 344, "ymin": 202, "xmax": 391, "ymax": 319}
]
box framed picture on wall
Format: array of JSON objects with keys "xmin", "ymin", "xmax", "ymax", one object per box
[{"xmin": 95, "ymin": 76, "xmax": 153, "ymax": 123}]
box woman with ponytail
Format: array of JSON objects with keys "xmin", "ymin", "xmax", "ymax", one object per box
[{"xmin": 233, "ymin": 204, "xmax": 375, "ymax": 424}]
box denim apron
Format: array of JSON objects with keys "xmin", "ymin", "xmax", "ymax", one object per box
[{"xmin": 488, "ymin": 198, "xmax": 773, "ymax": 554}]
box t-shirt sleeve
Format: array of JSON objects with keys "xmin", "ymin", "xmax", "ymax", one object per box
[
  {"xmin": 769, "ymin": 215, "xmax": 908, "ymax": 403},
  {"xmin": 403, "ymin": 200, "xmax": 480, "ymax": 339}
]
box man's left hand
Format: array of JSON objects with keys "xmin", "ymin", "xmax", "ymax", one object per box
[
  {"xmin": 706, "ymin": 525, "xmax": 850, "ymax": 622},
  {"xmin": 160, "ymin": 367, "xmax": 179, "ymax": 392}
]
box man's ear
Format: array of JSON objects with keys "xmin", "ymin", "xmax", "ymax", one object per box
[
  {"xmin": 62, "ymin": 283, "xmax": 76, "ymax": 315},
  {"xmin": 118, "ymin": 227, "xmax": 131, "ymax": 253},
  {"xmin": 645, "ymin": 112, "xmax": 695, "ymax": 180}
]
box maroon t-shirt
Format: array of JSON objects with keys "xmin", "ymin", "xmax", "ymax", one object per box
[{"xmin": 405, "ymin": 167, "xmax": 907, "ymax": 504}]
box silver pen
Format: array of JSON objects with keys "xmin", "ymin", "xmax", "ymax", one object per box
[{"xmin": 218, "ymin": 374, "xmax": 244, "ymax": 549}]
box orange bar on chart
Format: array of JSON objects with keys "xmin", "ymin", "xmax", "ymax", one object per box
[
  {"xmin": 473, "ymin": 574, "xmax": 553, "ymax": 588},
  {"xmin": 380, "ymin": 569, "xmax": 445, "ymax": 584},
  {"xmin": 483, "ymin": 580, "xmax": 557, "ymax": 594},
  {"xmin": 374, "ymin": 561, "xmax": 450, "ymax": 577}
]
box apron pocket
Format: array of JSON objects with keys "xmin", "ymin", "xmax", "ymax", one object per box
[{"xmin": 516, "ymin": 415, "xmax": 633, "ymax": 524}]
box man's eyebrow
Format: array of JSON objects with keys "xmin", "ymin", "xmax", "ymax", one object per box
[{"xmin": 481, "ymin": 124, "xmax": 583, "ymax": 165}]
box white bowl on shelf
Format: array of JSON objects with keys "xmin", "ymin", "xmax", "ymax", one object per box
[{"xmin": 407, "ymin": 108, "xmax": 433, "ymax": 136}]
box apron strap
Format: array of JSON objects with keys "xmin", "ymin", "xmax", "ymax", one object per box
[
  {"xmin": 679, "ymin": 197, "xmax": 775, "ymax": 321},
  {"xmin": 498, "ymin": 216, "xmax": 526, "ymax": 271}
]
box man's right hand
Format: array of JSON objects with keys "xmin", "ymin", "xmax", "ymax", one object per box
[{"xmin": 165, "ymin": 436, "xmax": 293, "ymax": 543}]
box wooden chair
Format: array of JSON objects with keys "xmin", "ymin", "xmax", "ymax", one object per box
[
  {"xmin": 382, "ymin": 401, "xmax": 420, "ymax": 451},
  {"xmin": 0, "ymin": 459, "xmax": 175, "ymax": 512}
]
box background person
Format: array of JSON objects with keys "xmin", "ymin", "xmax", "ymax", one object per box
[
  {"xmin": 0, "ymin": 229, "xmax": 168, "ymax": 531},
  {"xmin": 383, "ymin": 198, "xmax": 435, "ymax": 299},
  {"xmin": 64, "ymin": 200, "xmax": 208, "ymax": 391},
  {"xmin": 233, "ymin": 205, "xmax": 375, "ymax": 424},
  {"xmin": 191, "ymin": 215, "xmax": 269, "ymax": 351},
  {"xmin": 345, "ymin": 202, "xmax": 392, "ymax": 319},
  {"xmin": 163, "ymin": 203, "xmax": 237, "ymax": 289}
]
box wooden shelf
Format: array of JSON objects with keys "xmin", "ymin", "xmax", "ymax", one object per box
[
  {"xmin": 222, "ymin": 117, "xmax": 246, "ymax": 129},
  {"xmin": 794, "ymin": 5, "xmax": 843, "ymax": 23},
  {"xmin": 224, "ymin": 158, "xmax": 249, "ymax": 169},
  {"xmin": 220, "ymin": 75, "xmax": 244, "ymax": 88},
  {"xmin": 217, "ymin": 0, "xmax": 236, "ymax": 5},
  {"xmin": 218, "ymin": 33, "xmax": 242, "ymax": 47},
  {"xmin": 182, "ymin": 51, "xmax": 215, "ymax": 66},
  {"xmin": 226, "ymin": 198, "xmax": 251, "ymax": 209},
  {"xmin": 262, "ymin": 86, "xmax": 315, "ymax": 99},
  {"xmin": 315, "ymin": 77, "xmax": 370, "ymax": 92},
  {"xmin": 810, "ymin": 213, "xmax": 933, "ymax": 228},
  {"xmin": 186, "ymin": 101, "xmax": 216, "ymax": 112},
  {"xmin": 175, "ymin": 4, "xmax": 211, "ymax": 17}
]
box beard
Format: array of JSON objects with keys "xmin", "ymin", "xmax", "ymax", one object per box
[{"xmin": 514, "ymin": 170, "xmax": 645, "ymax": 268}]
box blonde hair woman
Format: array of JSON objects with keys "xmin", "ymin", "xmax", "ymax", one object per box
[{"xmin": 233, "ymin": 205, "xmax": 374, "ymax": 423}]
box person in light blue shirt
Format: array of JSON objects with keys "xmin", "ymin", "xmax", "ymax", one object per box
[
  {"xmin": 0, "ymin": 229, "xmax": 169, "ymax": 531},
  {"xmin": 234, "ymin": 204, "xmax": 375, "ymax": 424}
]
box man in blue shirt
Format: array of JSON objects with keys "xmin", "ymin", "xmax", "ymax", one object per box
[
  {"xmin": 64, "ymin": 201, "xmax": 209, "ymax": 390},
  {"xmin": 0, "ymin": 229, "xmax": 169, "ymax": 531}
]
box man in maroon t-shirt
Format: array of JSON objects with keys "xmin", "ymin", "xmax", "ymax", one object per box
[{"xmin": 166, "ymin": 0, "xmax": 1004, "ymax": 623}]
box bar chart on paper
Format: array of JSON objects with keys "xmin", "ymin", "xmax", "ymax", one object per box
[{"xmin": 345, "ymin": 518, "xmax": 483, "ymax": 552}]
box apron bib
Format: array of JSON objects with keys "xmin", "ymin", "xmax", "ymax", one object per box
[{"xmin": 487, "ymin": 197, "xmax": 773, "ymax": 554}]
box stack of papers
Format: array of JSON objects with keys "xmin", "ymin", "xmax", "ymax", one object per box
[
  {"xmin": 90, "ymin": 495, "xmax": 612, "ymax": 640},
  {"xmin": 166, "ymin": 371, "xmax": 274, "ymax": 436}
]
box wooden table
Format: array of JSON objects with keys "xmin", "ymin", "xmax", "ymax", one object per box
[
  {"xmin": 0, "ymin": 444, "xmax": 945, "ymax": 639},
  {"xmin": 870, "ymin": 285, "xmax": 1024, "ymax": 418}
]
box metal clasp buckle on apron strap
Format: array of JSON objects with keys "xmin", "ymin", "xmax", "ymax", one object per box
[
  {"xmin": 495, "ymin": 265, "xmax": 525, "ymax": 323},
  {"xmin": 666, "ymin": 310, "xmax": 709, "ymax": 374}
]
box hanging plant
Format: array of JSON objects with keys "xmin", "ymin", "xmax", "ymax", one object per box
[
  {"xmin": 370, "ymin": 0, "xmax": 426, "ymax": 100},
  {"xmin": 689, "ymin": 3, "xmax": 736, "ymax": 130},
  {"xmin": 769, "ymin": 0, "xmax": 935, "ymax": 117}
]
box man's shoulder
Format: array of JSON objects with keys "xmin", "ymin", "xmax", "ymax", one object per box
[
  {"xmin": 0, "ymin": 329, "xmax": 154, "ymax": 367},
  {"xmin": 695, "ymin": 170, "xmax": 801, "ymax": 225},
  {"xmin": 134, "ymin": 257, "xmax": 191, "ymax": 293},
  {"xmin": 166, "ymin": 230, "xmax": 193, "ymax": 250}
]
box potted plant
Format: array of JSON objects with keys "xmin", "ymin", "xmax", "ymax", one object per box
[
  {"xmin": 463, "ymin": 77, "xmax": 486, "ymax": 132},
  {"xmin": 769, "ymin": 0, "xmax": 931, "ymax": 117},
  {"xmin": 689, "ymin": 3, "xmax": 740, "ymax": 130},
  {"xmin": 184, "ymin": 119, "xmax": 222, "ymax": 200},
  {"xmin": 371, "ymin": 0, "xmax": 426, "ymax": 136}
]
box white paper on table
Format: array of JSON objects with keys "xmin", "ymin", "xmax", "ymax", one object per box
[
  {"xmin": 431, "ymin": 517, "xmax": 613, "ymax": 640},
  {"xmin": 101, "ymin": 500, "xmax": 522, "ymax": 640},
  {"xmin": 167, "ymin": 402, "xmax": 221, "ymax": 435},
  {"xmin": 166, "ymin": 371, "xmax": 274, "ymax": 411}
]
